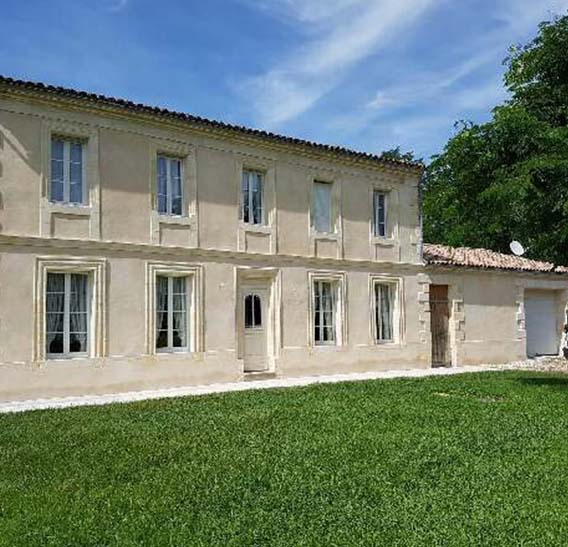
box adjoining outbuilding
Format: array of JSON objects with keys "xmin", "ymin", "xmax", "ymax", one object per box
[{"xmin": 424, "ymin": 244, "xmax": 568, "ymax": 366}]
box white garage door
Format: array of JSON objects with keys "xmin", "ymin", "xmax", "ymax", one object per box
[{"xmin": 525, "ymin": 290, "xmax": 559, "ymax": 358}]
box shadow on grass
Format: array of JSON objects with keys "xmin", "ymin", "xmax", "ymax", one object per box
[{"xmin": 517, "ymin": 376, "xmax": 568, "ymax": 390}]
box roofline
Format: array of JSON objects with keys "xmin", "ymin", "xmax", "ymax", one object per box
[
  {"xmin": 0, "ymin": 75, "xmax": 424, "ymax": 174},
  {"xmin": 425, "ymin": 262, "xmax": 568, "ymax": 276}
]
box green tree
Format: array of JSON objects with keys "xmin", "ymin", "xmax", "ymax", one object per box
[
  {"xmin": 423, "ymin": 14, "xmax": 568, "ymax": 264},
  {"xmin": 380, "ymin": 146, "xmax": 419, "ymax": 163}
]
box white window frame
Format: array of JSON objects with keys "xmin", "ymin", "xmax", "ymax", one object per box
[
  {"xmin": 155, "ymin": 274, "xmax": 191, "ymax": 353},
  {"xmin": 157, "ymin": 155, "xmax": 184, "ymax": 217},
  {"xmin": 34, "ymin": 257, "xmax": 107, "ymax": 363},
  {"xmin": 311, "ymin": 180, "xmax": 335, "ymax": 234},
  {"xmin": 50, "ymin": 137, "xmax": 87, "ymax": 206},
  {"xmin": 241, "ymin": 169, "xmax": 265, "ymax": 225},
  {"xmin": 373, "ymin": 190, "xmax": 388, "ymax": 238},
  {"xmin": 308, "ymin": 272, "xmax": 345, "ymax": 347},
  {"xmin": 45, "ymin": 272, "xmax": 91, "ymax": 359},
  {"xmin": 146, "ymin": 263, "xmax": 203, "ymax": 355},
  {"xmin": 370, "ymin": 276, "xmax": 403, "ymax": 346}
]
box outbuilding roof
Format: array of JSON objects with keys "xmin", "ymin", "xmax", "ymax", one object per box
[
  {"xmin": 423, "ymin": 243, "xmax": 568, "ymax": 274},
  {"xmin": 0, "ymin": 75, "xmax": 423, "ymax": 172}
]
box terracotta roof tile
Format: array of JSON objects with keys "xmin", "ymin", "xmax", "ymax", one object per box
[
  {"xmin": 423, "ymin": 243, "xmax": 568, "ymax": 274},
  {"xmin": 0, "ymin": 76, "xmax": 423, "ymax": 171}
]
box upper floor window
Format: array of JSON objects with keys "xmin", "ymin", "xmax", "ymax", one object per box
[
  {"xmin": 312, "ymin": 181, "xmax": 333, "ymax": 233},
  {"xmin": 241, "ymin": 170, "xmax": 264, "ymax": 225},
  {"xmin": 157, "ymin": 155, "xmax": 183, "ymax": 216},
  {"xmin": 50, "ymin": 138, "xmax": 85, "ymax": 205},
  {"xmin": 373, "ymin": 190, "xmax": 387, "ymax": 237},
  {"xmin": 46, "ymin": 272, "xmax": 90, "ymax": 357}
]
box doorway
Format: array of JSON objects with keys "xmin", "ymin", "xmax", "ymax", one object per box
[
  {"xmin": 241, "ymin": 286, "xmax": 270, "ymax": 372},
  {"xmin": 430, "ymin": 284, "xmax": 451, "ymax": 367}
]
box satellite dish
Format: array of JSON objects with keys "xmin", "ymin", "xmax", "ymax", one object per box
[{"xmin": 510, "ymin": 240, "xmax": 525, "ymax": 256}]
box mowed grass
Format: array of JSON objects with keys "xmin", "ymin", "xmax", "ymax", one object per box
[{"xmin": 1, "ymin": 371, "xmax": 568, "ymax": 546}]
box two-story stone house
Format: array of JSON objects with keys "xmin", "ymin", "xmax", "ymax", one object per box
[
  {"xmin": 0, "ymin": 77, "xmax": 430, "ymax": 401},
  {"xmin": 1, "ymin": 77, "xmax": 567, "ymax": 403}
]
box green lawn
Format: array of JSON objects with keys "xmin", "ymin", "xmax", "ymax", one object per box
[{"xmin": 1, "ymin": 371, "xmax": 568, "ymax": 546}]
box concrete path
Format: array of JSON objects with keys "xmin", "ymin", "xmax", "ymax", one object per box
[{"xmin": 0, "ymin": 364, "xmax": 511, "ymax": 414}]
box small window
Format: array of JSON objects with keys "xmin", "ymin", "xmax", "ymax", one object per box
[
  {"xmin": 312, "ymin": 181, "xmax": 333, "ymax": 233},
  {"xmin": 46, "ymin": 272, "xmax": 90, "ymax": 357},
  {"xmin": 373, "ymin": 191, "xmax": 387, "ymax": 237},
  {"xmin": 50, "ymin": 138, "xmax": 85, "ymax": 205},
  {"xmin": 313, "ymin": 280, "xmax": 336, "ymax": 345},
  {"xmin": 156, "ymin": 275, "xmax": 189, "ymax": 351},
  {"xmin": 244, "ymin": 294, "xmax": 262, "ymax": 328},
  {"xmin": 375, "ymin": 282, "xmax": 395, "ymax": 343},
  {"xmin": 157, "ymin": 156, "xmax": 183, "ymax": 216},
  {"xmin": 241, "ymin": 170, "xmax": 264, "ymax": 225}
]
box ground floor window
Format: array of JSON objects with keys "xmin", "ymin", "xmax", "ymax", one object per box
[
  {"xmin": 156, "ymin": 275, "xmax": 189, "ymax": 352},
  {"xmin": 374, "ymin": 281, "xmax": 396, "ymax": 343},
  {"xmin": 313, "ymin": 279, "xmax": 338, "ymax": 345},
  {"xmin": 46, "ymin": 272, "xmax": 90, "ymax": 357}
]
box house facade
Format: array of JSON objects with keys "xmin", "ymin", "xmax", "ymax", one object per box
[
  {"xmin": 0, "ymin": 77, "xmax": 430, "ymax": 402},
  {"xmin": 1, "ymin": 77, "xmax": 567, "ymax": 403}
]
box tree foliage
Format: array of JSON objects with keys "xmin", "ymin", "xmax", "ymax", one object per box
[{"xmin": 423, "ymin": 15, "xmax": 568, "ymax": 264}]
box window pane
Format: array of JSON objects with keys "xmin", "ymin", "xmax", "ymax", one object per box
[
  {"xmin": 70, "ymin": 143, "xmax": 83, "ymax": 164},
  {"xmin": 156, "ymin": 331, "xmax": 168, "ymax": 349},
  {"xmin": 157, "ymin": 156, "xmax": 168, "ymax": 213},
  {"xmin": 46, "ymin": 272, "xmax": 65, "ymax": 294},
  {"xmin": 374, "ymin": 191, "xmax": 387, "ymax": 237},
  {"xmin": 241, "ymin": 171, "xmax": 250, "ymax": 223},
  {"xmin": 51, "ymin": 181, "xmax": 64, "ymax": 203},
  {"xmin": 51, "ymin": 139, "xmax": 64, "ymax": 161},
  {"xmin": 171, "ymin": 197, "xmax": 182, "ymax": 216},
  {"xmin": 376, "ymin": 284, "xmax": 394, "ymax": 342},
  {"xmin": 171, "ymin": 159, "xmax": 182, "ymax": 215},
  {"xmin": 251, "ymin": 172, "xmax": 263, "ymax": 224},
  {"xmin": 244, "ymin": 294, "xmax": 253, "ymax": 328},
  {"xmin": 172, "ymin": 311, "xmax": 186, "ymax": 348},
  {"xmin": 313, "ymin": 182, "xmax": 332, "ymax": 233},
  {"xmin": 51, "ymin": 158, "xmax": 64, "ymax": 183},
  {"xmin": 70, "ymin": 182, "xmax": 82, "ymax": 204},
  {"xmin": 47, "ymin": 333, "xmax": 64, "ymax": 355},
  {"xmin": 69, "ymin": 333, "xmax": 87, "ymax": 353},
  {"xmin": 253, "ymin": 295, "xmax": 262, "ymax": 327}
]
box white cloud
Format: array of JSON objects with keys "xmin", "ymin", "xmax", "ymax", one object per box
[
  {"xmin": 104, "ymin": 0, "xmax": 128, "ymax": 12},
  {"xmin": 238, "ymin": 0, "xmax": 440, "ymax": 126}
]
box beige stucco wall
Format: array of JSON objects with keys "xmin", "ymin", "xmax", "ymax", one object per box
[
  {"xmin": 0, "ymin": 243, "xmax": 427, "ymax": 402},
  {"xmin": 428, "ymin": 269, "xmax": 568, "ymax": 366}
]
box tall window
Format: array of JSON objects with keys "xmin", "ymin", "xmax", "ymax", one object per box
[
  {"xmin": 313, "ymin": 280, "xmax": 336, "ymax": 345},
  {"xmin": 46, "ymin": 272, "xmax": 89, "ymax": 357},
  {"xmin": 50, "ymin": 138, "xmax": 85, "ymax": 205},
  {"xmin": 375, "ymin": 282, "xmax": 395, "ymax": 343},
  {"xmin": 373, "ymin": 191, "xmax": 387, "ymax": 237},
  {"xmin": 156, "ymin": 275, "xmax": 188, "ymax": 351},
  {"xmin": 313, "ymin": 181, "xmax": 333, "ymax": 233},
  {"xmin": 157, "ymin": 156, "xmax": 183, "ymax": 216},
  {"xmin": 241, "ymin": 170, "xmax": 264, "ymax": 224}
]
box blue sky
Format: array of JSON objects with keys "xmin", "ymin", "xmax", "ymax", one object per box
[{"xmin": 2, "ymin": 0, "xmax": 568, "ymax": 160}]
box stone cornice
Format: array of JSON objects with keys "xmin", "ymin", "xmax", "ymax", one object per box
[{"xmin": 0, "ymin": 234, "xmax": 424, "ymax": 273}]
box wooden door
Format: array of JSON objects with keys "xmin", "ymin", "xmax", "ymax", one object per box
[
  {"xmin": 430, "ymin": 285, "xmax": 450, "ymax": 367},
  {"xmin": 242, "ymin": 287, "xmax": 269, "ymax": 372}
]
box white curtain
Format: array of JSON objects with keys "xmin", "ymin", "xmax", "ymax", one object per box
[
  {"xmin": 46, "ymin": 273, "xmax": 65, "ymax": 354},
  {"xmin": 172, "ymin": 277, "xmax": 186, "ymax": 348},
  {"xmin": 377, "ymin": 284, "xmax": 393, "ymax": 341},
  {"xmin": 156, "ymin": 276, "xmax": 169, "ymax": 349},
  {"xmin": 69, "ymin": 274, "xmax": 88, "ymax": 353},
  {"xmin": 313, "ymin": 182, "xmax": 331, "ymax": 233}
]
